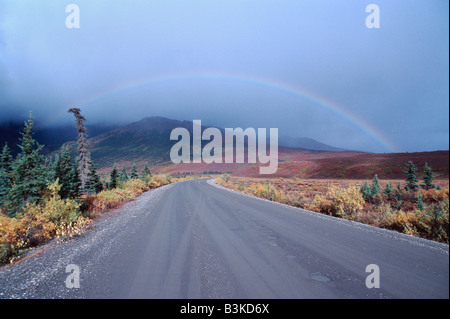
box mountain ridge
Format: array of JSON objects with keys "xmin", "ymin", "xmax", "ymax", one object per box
[{"xmin": 1, "ymin": 116, "xmax": 448, "ymax": 179}]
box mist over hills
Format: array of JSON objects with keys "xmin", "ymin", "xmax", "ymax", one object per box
[
  {"xmin": 0, "ymin": 116, "xmax": 448, "ymax": 180},
  {"xmin": 0, "ymin": 116, "xmax": 346, "ymax": 159},
  {"xmin": 0, "ymin": 121, "xmax": 120, "ymax": 155}
]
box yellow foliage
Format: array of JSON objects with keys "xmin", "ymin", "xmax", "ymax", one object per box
[
  {"xmin": 313, "ymin": 194, "xmax": 334, "ymax": 215},
  {"xmin": 420, "ymin": 188, "xmax": 449, "ymax": 203},
  {"xmin": 147, "ymin": 174, "xmax": 172, "ymax": 189},
  {"xmin": 312, "ymin": 185, "xmax": 364, "ymax": 219},
  {"xmin": 87, "ymin": 174, "xmax": 174, "ymax": 217},
  {"xmin": 246, "ymin": 183, "xmax": 285, "ymax": 202},
  {"xmin": 0, "ymin": 180, "xmax": 83, "ymax": 263},
  {"xmin": 21, "ymin": 180, "xmax": 81, "ymax": 245}
]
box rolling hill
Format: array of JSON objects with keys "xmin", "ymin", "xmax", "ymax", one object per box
[{"xmin": 1, "ymin": 116, "xmax": 448, "ymax": 180}]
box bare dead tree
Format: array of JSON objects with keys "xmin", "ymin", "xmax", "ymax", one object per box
[{"xmin": 68, "ymin": 107, "xmax": 91, "ymax": 191}]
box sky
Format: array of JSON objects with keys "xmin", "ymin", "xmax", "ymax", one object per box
[{"xmin": 0, "ymin": 0, "xmax": 448, "ymax": 153}]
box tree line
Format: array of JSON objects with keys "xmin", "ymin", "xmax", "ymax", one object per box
[
  {"xmin": 0, "ymin": 109, "xmax": 152, "ymax": 218},
  {"xmin": 360, "ymin": 161, "xmax": 440, "ymax": 206}
]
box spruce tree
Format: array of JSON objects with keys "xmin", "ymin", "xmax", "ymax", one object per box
[
  {"xmin": 68, "ymin": 163, "xmax": 81, "ymax": 199},
  {"xmin": 403, "ymin": 161, "xmax": 419, "ymax": 192},
  {"xmin": 371, "ymin": 174, "xmax": 381, "ymax": 197},
  {"xmin": 395, "ymin": 182, "xmax": 403, "ymax": 201},
  {"xmin": 361, "ymin": 180, "xmax": 372, "ymax": 202},
  {"xmin": 416, "ymin": 193, "xmax": 425, "ymax": 211},
  {"xmin": 108, "ymin": 165, "xmax": 119, "ymax": 189},
  {"xmin": 54, "ymin": 147, "xmax": 75, "ymax": 199},
  {"xmin": 383, "ymin": 182, "xmax": 393, "ymax": 198},
  {"xmin": 0, "ymin": 143, "xmax": 13, "ymax": 206},
  {"xmin": 130, "ymin": 162, "xmax": 139, "ymax": 180},
  {"xmin": 84, "ymin": 161, "xmax": 103, "ymax": 195},
  {"xmin": 119, "ymin": 165, "xmax": 128, "ymax": 183},
  {"xmin": 0, "ymin": 143, "xmax": 13, "ymax": 172},
  {"xmin": 421, "ymin": 163, "xmax": 435, "ymax": 190},
  {"xmin": 141, "ymin": 163, "xmax": 151, "ymax": 180},
  {"xmin": 68, "ymin": 108, "xmax": 91, "ymax": 192},
  {"xmin": 6, "ymin": 114, "xmax": 46, "ymax": 216},
  {"xmin": 42, "ymin": 156, "xmax": 56, "ymax": 184},
  {"xmin": 0, "ymin": 168, "xmax": 9, "ymax": 206}
]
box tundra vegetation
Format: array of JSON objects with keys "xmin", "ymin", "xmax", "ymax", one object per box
[
  {"xmin": 0, "ymin": 112, "xmax": 179, "ymax": 264},
  {"xmin": 216, "ymin": 163, "xmax": 449, "ymax": 244}
]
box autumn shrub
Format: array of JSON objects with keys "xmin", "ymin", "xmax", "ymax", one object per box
[
  {"xmin": 85, "ymin": 175, "xmax": 173, "ymax": 217},
  {"xmin": 215, "ymin": 175, "xmax": 227, "ymax": 186},
  {"xmin": 246, "ymin": 183, "xmax": 285, "ymax": 202},
  {"xmin": 420, "ymin": 188, "xmax": 449, "ymax": 204},
  {"xmin": 0, "ymin": 214, "xmax": 28, "ymax": 263},
  {"xmin": 413, "ymin": 199, "xmax": 449, "ymax": 243},
  {"xmin": 287, "ymin": 193, "xmax": 309, "ymax": 208},
  {"xmin": 313, "ymin": 185, "xmax": 365, "ymax": 219},
  {"xmin": 147, "ymin": 174, "xmax": 172, "ymax": 189},
  {"xmin": 0, "ymin": 180, "xmax": 85, "ymax": 263},
  {"xmin": 20, "ymin": 181, "xmax": 81, "ymax": 246},
  {"xmin": 87, "ymin": 188, "xmax": 135, "ymax": 216},
  {"xmin": 313, "ymin": 193, "xmax": 334, "ymax": 215}
]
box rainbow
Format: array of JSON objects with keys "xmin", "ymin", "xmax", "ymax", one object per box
[{"xmin": 46, "ymin": 72, "xmax": 397, "ymax": 152}]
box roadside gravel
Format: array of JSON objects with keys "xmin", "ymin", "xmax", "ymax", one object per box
[{"xmin": 0, "ymin": 183, "xmax": 174, "ymax": 299}]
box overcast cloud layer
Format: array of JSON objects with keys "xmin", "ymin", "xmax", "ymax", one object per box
[{"xmin": 0, "ymin": 0, "xmax": 448, "ymax": 153}]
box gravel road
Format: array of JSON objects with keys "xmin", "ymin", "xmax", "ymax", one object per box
[{"xmin": 0, "ymin": 179, "xmax": 448, "ymax": 299}]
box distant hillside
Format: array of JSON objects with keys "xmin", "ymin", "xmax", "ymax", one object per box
[
  {"xmin": 0, "ymin": 121, "xmax": 120, "ymax": 155},
  {"xmin": 279, "ymin": 136, "xmax": 347, "ymax": 152},
  {"xmin": 70, "ymin": 117, "xmax": 190, "ymax": 168},
  {"xmin": 233, "ymin": 149, "xmax": 449, "ymax": 180},
  {"xmin": 1, "ymin": 116, "xmax": 448, "ymax": 180}
]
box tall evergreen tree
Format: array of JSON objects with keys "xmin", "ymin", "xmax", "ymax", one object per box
[
  {"xmin": 0, "ymin": 143, "xmax": 13, "ymax": 172},
  {"xmin": 54, "ymin": 147, "xmax": 75, "ymax": 199},
  {"xmin": 361, "ymin": 180, "xmax": 372, "ymax": 202},
  {"xmin": 141, "ymin": 163, "xmax": 151, "ymax": 180},
  {"xmin": 403, "ymin": 161, "xmax": 419, "ymax": 192},
  {"xmin": 119, "ymin": 165, "xmax": 128, "ymax": 183},
  {"xmin": 383, "ymin": 181, "xmax": 393, "ymax": 198},
  {"xmin": 371, "ymin": 174, "xmax": 381, "ymax": 197},
  {"xmin": 6, "ymin": 114, "xmax": 46, "ymax": 216},
  {"xmin": 84, "ymin": 161, "xmax": 103, "ymax": 195},
  {"xmin": 415, "ymin": 193, "xmax": 425, "ymax": 211},
  {"xmin": 421, "ymin": 163, "xmax": 435, "ymax": 190},
  {"xmin": 68, "ymin": 163, "xmax": 81, "ymax": 199},
  {"xmin": 108, "ymin": 165, "xmax": 119, "ymax": 189},
  {"xmin": 394, "ymin": 182, "xmax": 403, "ymax": 201},
  {"xmin": 130, "ymin": 162, "xmax": 139, "ymax": 180},
  {"xmin": 0, "ymin": 168, "xmax": 9, "ymax": 206},
  {"xmin": 0, "ymin": 143, "xmax": 13, "ymax": 206},
  {"xmin": 42, "ymin": 156, "xmax": 56, "ymax": 184},
  {"xmin": 68, "ymin": 108, "xmax": 91, "ymax": 191}
]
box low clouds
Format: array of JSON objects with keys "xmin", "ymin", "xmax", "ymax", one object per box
[{"xmin": 0, "ymin": 0, "xmax": 448, "ymax": 153}]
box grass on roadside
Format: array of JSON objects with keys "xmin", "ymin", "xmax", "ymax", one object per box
[
  {"xmin": 0, "ymin": 174, "xmax": 181, "ymax": 265},
  {"xmin": 215, "ymin": 175, "xmax": 449, "ymax": 244}
]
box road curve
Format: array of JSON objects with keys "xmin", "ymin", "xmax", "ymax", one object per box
[{"xmin": 0, "ymin": 179, "xmax": 448, "ymax": 299}]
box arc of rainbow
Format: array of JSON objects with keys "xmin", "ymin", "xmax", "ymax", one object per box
[{"xmin": 46, "ymin": 72, "xmax": 397, "ymax": 152}]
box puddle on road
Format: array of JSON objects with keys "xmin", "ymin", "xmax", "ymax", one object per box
[{"xmin": 285, "ymin": 254, "xmax": 297, "ymax": 259}]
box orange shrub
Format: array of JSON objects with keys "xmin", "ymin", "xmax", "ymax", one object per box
[
  {"xmin": 313, "ymin": 185, "xmax": 365, "ymax": 219},
  {"xmin": 420, "ymin": 188, "xmax": 449, "ymax": 203},
  {"xmin": 147, "ymin": 174, "xmax": 172, "ymax": 189},
  {"xmin": 1, "ymin": 180, "xmax": 83, "ymax": 263}
]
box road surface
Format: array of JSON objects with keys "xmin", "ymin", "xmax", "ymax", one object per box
[{"xmin": 0, "ymin": 179, "xmax": 448, "ymax": 299}]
